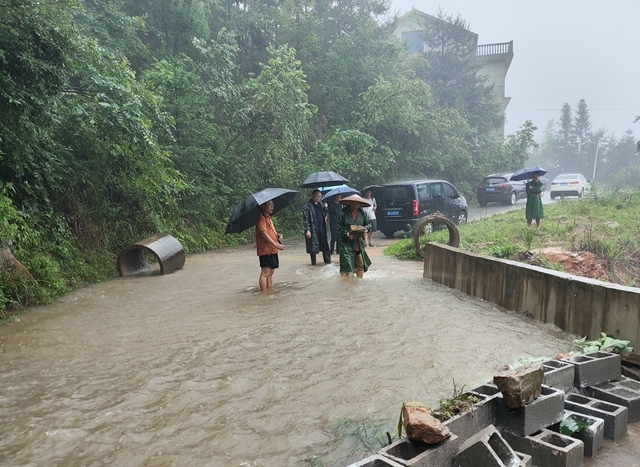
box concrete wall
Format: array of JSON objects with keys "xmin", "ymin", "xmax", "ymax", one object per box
[{"xmin": 422, "ymin": 242, "xmax": 640, "ymax": 350}]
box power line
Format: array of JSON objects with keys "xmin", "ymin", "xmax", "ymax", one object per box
[
  {"xmin": 509, "ymin": 99, "xmax": 640, "ymax": 105},
  {"xmin": 508, "ymin": 108, "xmax": 639, "ymax": 112}
]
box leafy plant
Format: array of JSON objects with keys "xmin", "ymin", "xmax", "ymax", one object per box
[
  {"xmin": 559, "ymin": 417, "xmax": 591, "ymax": 436},
  {"xmin": 523, "ymin": 228, "xmax": 535, "ymax": 249},
  {"xmin": 333, "ymin": 417, "xmax": 395, "ymax": 453},
  {"xmin": 573, "ymin": 333, "xmax": 633, "ymax": 354},
  {"xmin": 303, "ymin": 457, "xmax": 325, "ymax": 467},
  {"xmin": 432, "ymin": 380, "xmax": 482, "ymax": 422}
]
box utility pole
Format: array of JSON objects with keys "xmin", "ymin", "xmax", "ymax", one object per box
[{"xmin": 592, "ymin": 139, "xmax": 599, "ymax": 180}]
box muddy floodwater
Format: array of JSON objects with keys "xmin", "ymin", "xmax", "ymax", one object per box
[{"xmin": 0, "ymin": 237, "xmax": 577, "ymax": 466}]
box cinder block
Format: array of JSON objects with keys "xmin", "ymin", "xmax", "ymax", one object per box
[
  {"xmin": 564, "ymin": 393, "xmax": 628, "ymax": 441},
  {"xmin": 442, "ymin": 391, "xmax": 497, "ymax": 445},
  {"xmin": 379, "ymin": 435, "xmax": 460, "ymax": 467},
  {"xmin": 562, "ymin": 351, "xmax": 621, "ymax": 388},
  {"xmin": 541, "ymin": 359, "xmax": 576, "ymax": 392},
  {"xmin": 514, "ymin": 451, "xmax": 532, "ymax": 467},
  {"xmin": 502, "ymin": 428, "xmax": 584, "ymax": 467},
  {"xmin": 469, "ymin": 383, "xmax": 501, "ymax": 399},
  {"xmin": 495, "ymin": 385, "xmax": 564, "ymax": 436},
  {"xmin": 549, "ymin": 409, "xmax": 604, "ymax": 457},
  {"xmin": 344, "ymin": 454, "xmax": 405, "ymax": 467},
  {"xmin": 585, "ymin": 376, "xmax": 640, "ymax": 423},
  {"xmin": 452, "ymin": 425, "xmax": 520, "ymax": 467}
]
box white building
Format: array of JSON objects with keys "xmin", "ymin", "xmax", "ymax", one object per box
[{"xmin": 395, "ymin": 9, "xmax": 513, "ymax": 137}]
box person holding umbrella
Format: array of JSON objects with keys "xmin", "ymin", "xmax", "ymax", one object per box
[
  {"xmin": 525, "ymin": 171, "xmax": 545, "ymax": 230},
  {"xmin": 256, "ymin": 200, "xmax": 284, "ymax": 291},
  {"xmin": 337, "ymin": 194, "xmax": 372, "ymax": 279},
  {"xmin": 302, "ymin": 189, "xmax": 331, "ymax": 265},
  {"xmin": 225, "ymin": 187, "xmax": 299, "ymax": 290}
]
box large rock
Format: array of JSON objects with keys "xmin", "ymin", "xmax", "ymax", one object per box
[
  {"xmin": 402, "ymin": 401, "xmax": 452, "ymax": 445},
  {"xmin": 493, "ymin": 363, "xmax": 543, "ymax": 408}
]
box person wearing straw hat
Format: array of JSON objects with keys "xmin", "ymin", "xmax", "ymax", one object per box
[{"xmin": 337, "ymin": 194, "xmax": 372, "ymax": 278}]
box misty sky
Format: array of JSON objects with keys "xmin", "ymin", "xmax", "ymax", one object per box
[{"xmin": 389, "ymin": 0, "xmax": 640, "ymax": 141}]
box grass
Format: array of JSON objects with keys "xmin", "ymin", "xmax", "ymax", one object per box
[{"xmin": 384, "ymin": 187, "xmax": 640, "ymax": 287}]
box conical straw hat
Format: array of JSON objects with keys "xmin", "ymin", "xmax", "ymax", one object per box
[{"xmin": 338, "ymin": 194, "xmax": 371, "ymax": 207}]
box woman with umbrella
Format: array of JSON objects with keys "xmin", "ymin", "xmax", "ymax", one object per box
[
  {"xmin": 525, "ymin": 171, "xmax": 545, "ymax": 230},
  {"xmin": 256, "ymin": 200, "xmax": 285, "ymax": 290},
  {"xmin": 225, "ymin": 187, "xmax": 299, "ymax": 291},
  {"xmin": 337, "ymin": 194, "xmax": 372, "ymax": 279}
]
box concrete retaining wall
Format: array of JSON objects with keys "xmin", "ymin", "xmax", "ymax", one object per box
[{"xmin": 422, "ymin": 243, "xmax": 640, "ymax": 351}]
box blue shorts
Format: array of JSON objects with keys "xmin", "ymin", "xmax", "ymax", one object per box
[{"xmin": 259, "ymin": 254, "xmax": 279, "ymax": 269}]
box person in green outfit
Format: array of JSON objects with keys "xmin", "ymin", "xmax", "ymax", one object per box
[
  {"xmin": 337, "ymin": 194, "xmax": 372, "ymax": 278},
  {"xmin": 525, "ymin": 171, "xmax": 545, "ymax": 230}
]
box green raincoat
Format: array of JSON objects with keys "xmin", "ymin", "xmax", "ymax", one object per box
[
  {"xmin": 337, "ymin": 206, "xmax": 372, "ymax": 273},
  {"xmin": 525, "ymin": 180, "xmax": 545, "ymax": 220}
]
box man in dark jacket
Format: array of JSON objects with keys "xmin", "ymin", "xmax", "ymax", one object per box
[{"xmin": 302, "ymin": 189, "xmax": 331, "ymax": 265}]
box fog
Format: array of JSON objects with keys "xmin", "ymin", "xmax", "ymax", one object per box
[{"xmin": 390, "ymin": 0, "xmax": 640, "ymax": 139}]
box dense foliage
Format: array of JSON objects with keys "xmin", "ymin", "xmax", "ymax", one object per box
[{"xmin": 0, "ymin": 0, "xmax": 589, "ymax": 313}]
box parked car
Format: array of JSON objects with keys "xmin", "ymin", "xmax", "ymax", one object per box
[
  {"xmin": 550, "ymin": 174, "xmax": 591, "ymax": 199},
  {"xmin": 364, "ymin": 180, "xmax": 468, "ymax": 239},
  {"xmin": 476, "ymin": 173, "xmax": 527, "ymax": 207},
  {"xmin": 539, "ymin": 177, "xmax": 550, "ymax": 196}
]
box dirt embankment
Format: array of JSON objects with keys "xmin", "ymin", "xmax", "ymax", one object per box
[{"xmin": 516, "ymin": 247, "xmax": 639, "ymax": 286}]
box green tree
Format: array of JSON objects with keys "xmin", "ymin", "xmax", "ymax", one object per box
[
  {"xmin": 557, "ymin": 103, "xmax": 574, "ymax": 149},
  {"xmin": 573, "ymin": 98, "xmax": 591, "ymax": 152}
]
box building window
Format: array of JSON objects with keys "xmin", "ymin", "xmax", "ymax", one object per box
[{"xmin": 401, "ymin": 31, "xmax": 424, "ymax": 54}]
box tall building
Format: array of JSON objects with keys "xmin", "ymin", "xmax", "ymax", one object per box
[{"xmin": 394, "ymin": 9, "xmax": 513, "ymax": 137}]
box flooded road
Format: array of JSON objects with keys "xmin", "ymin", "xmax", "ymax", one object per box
[{"xmin": 0, "ymin": 237, "xmax": 576, "ymax": 466}]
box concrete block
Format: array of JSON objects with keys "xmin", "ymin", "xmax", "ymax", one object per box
[
  {"xmin": 585, "ymin": 376, "xmax": 640, "ymax": 423},
  {"xmin": 442, "ymin": 391, "xmax": 497, "ymax": 445},
  {"xmin": 469, "ymin": 383, "xmax": 502, "ymax": 399},
  {"xmin": 514, "ymin": 451, "xmax": 532, "ymax": 467},
  {"xmin": 379, "ymin": 434, "xmax": 460, "ymax": 467},
  {"xmin": 495, "ymin": 385, "xmax": 564, "ymax": 436},
  {"xmin": 345, "ymin": 454, "xmax": 405, "ymax": 467},
  {"xmin": 549, "ymin": 409, "xmax": 604, "ymax": 457},
  {"xmin": 563, "ymin": 393, "xmax": 627, "ymax": 441},
  {"xmin": 452, "ymin": 425, "xmax": 520, "ymax": 467},
  {"xmin": 502, "ymin": 428, "xmax": 584, "ymax": 467},
  {"xmin": 541, "ymin": 359, "xmax": 576, "ymax": 392},
  {"xmin": 562, "ymin": 351, "xmax": 621, "ymax": 388}
]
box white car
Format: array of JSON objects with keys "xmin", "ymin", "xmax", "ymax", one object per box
[{"xmin": 549, "ymin": 173, "xmax": 591, "ymax": 199}]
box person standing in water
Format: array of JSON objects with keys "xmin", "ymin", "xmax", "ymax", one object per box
[
  {"xmin": 525, "ymin": 171, "xmax": 545, "ymax": 230},
  {"xmin": 302, "ymin": 189, "xmax": 331, "ymax": 265},
  {"xmin": 337, "ymin": 194, "xmax": 372, "ymax": 279},
  {"xmin": 327, "ymin": 193, "xmax": 343, "ymax": 255},
  {"xmin": 256, "ymin": 200, "xmax": 284, "ymax": 291},
  {"xmin": 362, "ymin": 189, "xmax": 377, "ymax": 247}
]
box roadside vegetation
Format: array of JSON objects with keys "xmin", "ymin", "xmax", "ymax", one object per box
[{"xmin": 385, "ymin": 187, "xmax": 640, "ymax": 287}]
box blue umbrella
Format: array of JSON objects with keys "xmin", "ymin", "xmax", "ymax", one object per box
[
  {"xmin": 510, "ymin": 166, "xmax": 548, "ymax": 181},
  {"xmin": 321, "ymin": 185, "xmax": 360, "ymax": 201}
]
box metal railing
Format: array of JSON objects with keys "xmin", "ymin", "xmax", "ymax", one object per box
[{"xmin": 476, "ymin": 41, "xmax": 513, "ymax": 57}]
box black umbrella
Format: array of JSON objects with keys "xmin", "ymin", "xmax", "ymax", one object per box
[
  {"xmin": 300, "ymin": 171, "xmax": 349, "ymax": 188},
  {"xmin": 225, "ymin": 188, "xmax": 300, "ymax": 234}
]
